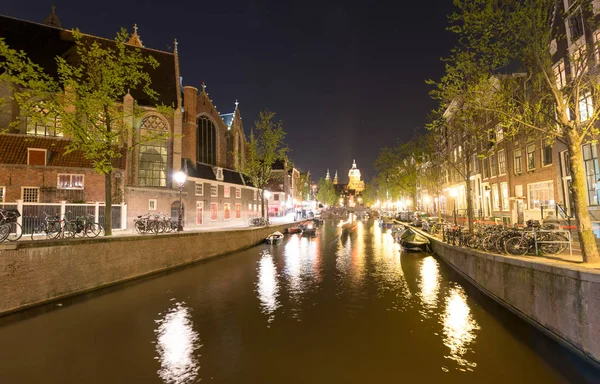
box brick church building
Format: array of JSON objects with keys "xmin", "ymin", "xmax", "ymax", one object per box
[{"xmin": 0, "ymin": 11, "xmax": 262, "ymax": 229}]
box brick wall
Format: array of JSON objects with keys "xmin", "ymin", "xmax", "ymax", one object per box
[
  {"xmin": 0, "ymin": 164, "xmax": 118, "ymax": 203},
  {"xmin": 0, "ymin": 223, "xmax": 291, "ymax": 315}
]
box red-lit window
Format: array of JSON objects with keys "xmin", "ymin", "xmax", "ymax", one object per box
[
  {"xmin": 196, "ymin": 202, "xmax": 203, "ymax": 225},
  {"xmin": 57, "ymin": 174, "xmax": 84, "ymax": 190},
  {"xmin": 224, "ymin": 203, "xmax": 231, "ymax": 220},
  {"xmin": 210, "ymin": 203, "xmax": 218, "ymax": 221},
  {"xmin": 235, "ymin": 203, "xmax": 241, "ymax": 219}
]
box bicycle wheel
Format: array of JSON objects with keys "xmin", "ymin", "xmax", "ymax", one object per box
[
  {"xmin": 84, "ymin": 223, "xmax": 103, "ymax": 238},
  {"xmin": 31, "ymin": 223, "xmax": 49, "ymax": 240},
  {"xmin": 504, "ymin": 236, "xmax": 529, "ymax": 255},
  {"xmin": 62, "ymin": 222, "xmax": 77, "ymax": 239},
  {"xmin": 0, "ymin": 224, "xmax": 9, "ymax": 243},
  {"xmin": 6, "ymin": 222, "xmax": 23, "ymax": 241},
  {"xmin": 46, "ymin": 221, "xmax": 61, "ymax": 239}
]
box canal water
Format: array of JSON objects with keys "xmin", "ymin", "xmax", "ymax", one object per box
[{"xmin": 0, "ymin": 220, "xmax": 597, "ymax": 383}]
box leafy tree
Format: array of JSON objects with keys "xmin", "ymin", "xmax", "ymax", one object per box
[
  {"xmin": 0, "ymin": 29, "xmax": 172, "ymax": 236},
  {"xmin": 315, "ymin": 177, "xmax": 338, "ymax": 207},
  {"xmin": 243, "ymin": 109, "xmax": 288, "ymax": 221},
  {"xmin": 449, "ymin": 0, "xmax": 600, "ymax": 261}
]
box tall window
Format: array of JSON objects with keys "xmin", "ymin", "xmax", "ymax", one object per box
[
  {"xmin": 571, "ymin": 45, "xmax": 587, "ymax": 77},
  {"xmin": 490, "ymin": 153, "xmax": 498, "ymax": 176},
  {"xmin": 501, "ymin": 182, "xmax": 509, "ymax": 211},
  {"xmin": 527, "ymin": 144, "xmax": 536, "ymax": 170},
  {"xmin": 197, "ymin": 116, "xmax": 217, "ymax": 165},
  {"xmin": 26, "ymin": 104, "xmax": 63, "ymax": 137},
  {"xmin": 495, "ymin": 125, "xmax": 504, "ymax": 142},
  {"xmin": 578, "ymin": 91, "xmax": 593, "ymax": 122},
  {"xmin": 498, "ymin": 150, "xmax": 506, "ymax": 175},
  {"xmin": 138, "ymin": 115, "xmax": 168, "ymax": 187},
  {"xmin": 0, "ymin": 186, "xmax": 5, "ymax": 203},
  {"xmin": 542, "ymin": 139, "xmax": 553, "ymax": 166},
  {"xmin": 514, "ymin": 149, "xmax": 522, "ymax": 174},
  {"xmin": 492, "ymin": 184, "xmax": 500, "ymax": 211},
  {"xmin": 224, "ymin": 186, "xmax": 231, "ymax": 198},
  {"xmin": 582, "ymin": 143, "xmax": 600, "ymax": 205},
  {"xmin": 568, "ymin": 10, "xmax": 585, "ymax": 43},
  {"xmin": 483, "ymin": 158, "xmax": 490, "ymax": 178},
  {"xmin": 553, "ymin": 60, "xmax": 567, "ymax": 89}
]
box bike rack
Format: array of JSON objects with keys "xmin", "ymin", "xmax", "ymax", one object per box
[{"xmin": 533, "ymin": 229, "xmax": 572, "ymax": 256}]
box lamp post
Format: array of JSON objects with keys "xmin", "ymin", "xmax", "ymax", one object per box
[
  {"xmin": 450, "ymin": 188, "xmax": 458, "ymax": 225},
  {"xmin": 174, "ymin": 170, "xmax": 187, "ymax": 231},
  {"xmin": 263, "ymin": 190, "xmax": 271, "ymax": 225}
]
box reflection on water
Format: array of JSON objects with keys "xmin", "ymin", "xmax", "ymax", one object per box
[
  {"xmin": 256, "ymin": 250, "xmax": 280, "ymax": 324},
  {"xmin": 419, "ymin": 256, "xmax": 440, "ymax": 312},
  {"xmin": 442, "ymin": 286, "xmax": 480, "ymax": 370},
  {"xmin": 154, "ymin": 302, "xmax": 201, "ymax": 384}
]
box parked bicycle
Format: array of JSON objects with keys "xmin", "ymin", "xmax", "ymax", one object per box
[
  {"xmin": 0, "ymin": 208, "xmax": 22, "ymax": 242},
  {"xmin": 248, "ymin": 217, "xmax": 269, "ymax": 227},
  {"xmin": 31, "ymin": 212, "xmax": 62, "ymax": 240}
]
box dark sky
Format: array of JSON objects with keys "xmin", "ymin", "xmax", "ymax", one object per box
[{"xmin": 1, "ymin": 0, "xmax": 456, "ymax": 184}]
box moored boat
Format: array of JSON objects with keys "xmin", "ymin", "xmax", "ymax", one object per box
[
  {"xmin": 265, "ymin": 231, "xmax": 284, "ymax": 244},
  {"xmin": 397, "ymin": 228, "xmax": 430, "ymax": 251},
  {"xmin": 287, "ymin": 226, "xmax": 303, "ymax": 234}
]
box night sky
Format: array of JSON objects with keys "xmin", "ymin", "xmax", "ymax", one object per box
[{"xmin": 1, "ymin": 0, "xmax": 456, "ymax": 183}]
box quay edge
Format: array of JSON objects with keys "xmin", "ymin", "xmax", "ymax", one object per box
[{"xmin": 0, "ymin": 224, "xmax": 291, "ymax": 317}]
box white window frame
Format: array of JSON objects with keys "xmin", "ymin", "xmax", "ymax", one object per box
[
  {"xmin": 196, "ymin": 201, "xmax": 204, "ymax": 225},
  {"xmin": 236, "ymin": 187, "xmax": 241, "ymax": 199},
  {"xmin": 215, "ymin": 167, "xmax": 224, "ymax": 181},
  {"xmin": 553, "ymin": 60, "xmax": 567, "ymax": 89},
  {"xmin": 57, "ymin": 173, "xmax": 85, "ymax": 190},
  {"xmin": 21, "ymin": 186, "xmax": 39, "ymax": 203},
  {"xmin": 495, "ymin": 125, "xmax": 504, "ymax": 142},
  {"xmin": 541, "ymin": 139, "xmax": 553, "ymax": 166},
  {"xmin": 501, "ymin": 182, "xmax": 509, "ymax": 211},
  {"xmin": 527, "ymin": 144, "xmax": 536, "ymax": 171},
  {"xmin": 27, "ymin": 148, "xmax": 47, "ymax": 166},
  {"xmin": 527, "ymin": 181, "xmax": 555, "ymax": 210},
  {"xmin": 224, "ymin": 186, "xmax": 231, "ymax": 198},
  {"xmin": 195, "ymin": 182, "xmax": 203, "ymax": 196},
  {"xmin": 211, "ymin": 184, "xmax": 218, "ymax": 197},
  {"xmin": 578, "ymin": 90, "xmax": 593, "ymax": 122},
  {"xmin": 498, "ymin": 150, "xmax": 506, "ymax": 175},
  {"xmin": 148, "ymin": 199, "xmax": 157, "ymax": 211},
  {"xmin": 492, "ymin": 184, "xmax": 500, "ymax": 211}
]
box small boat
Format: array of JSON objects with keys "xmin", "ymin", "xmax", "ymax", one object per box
[
  {"xmin": 287, "ymin": 226, "xmax": 303, "ymax": 234},
  {"xmin": 397, "ymin": 228, "xmax": 430, "ymax": 251},
  {"xmin": 302, "ymin": 222, "xmax": 317, "ymax": 236},
  {"xmin": 265, "ymin": 231, "xmax": 284, "ymax": 244}
]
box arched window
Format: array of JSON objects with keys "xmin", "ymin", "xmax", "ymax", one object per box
[
  {"xmin": 138, "ymin": 115, "xmax": 168, "ymax": 187},
  {"xmin": 197, "ymin": 116, "xmax": 216, "ymax": 165}
]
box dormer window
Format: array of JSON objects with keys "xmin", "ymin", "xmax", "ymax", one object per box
[
  {"xmin": 27, "ymin": 148, "xmax": 47, "ymax": 166},
  {"xmin": 215, "ymin": 167, "xmax": 224, "ymax": 181}
]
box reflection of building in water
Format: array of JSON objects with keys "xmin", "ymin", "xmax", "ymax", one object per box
[
  {"xmin": 442, "ymin": 287, "xmax": 480, "ymax": 370},
  {"xmin": 154, "ymin": 302, "xmax": 201, "ymax": 384}
]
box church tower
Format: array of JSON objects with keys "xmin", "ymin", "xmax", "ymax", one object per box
[
  {"xmin": 347, "ymin": 160, "xmax": 365, "ymax": 192},
  {"xmin": 325, "ymin": 169, "xmax": 331, "ymax": 182},
  {"xmin": 333, "ymin": 171, "xmax": 339, "ymax": 185}
]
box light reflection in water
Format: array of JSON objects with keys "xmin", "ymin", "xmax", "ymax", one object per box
[
  {"xmin": 154, "ymin": 302, "xmax": 201, "ymax": 384},
  {"xmin": 256, "ymin": 250, "xmax": 280, "ymax": 324},
  {"xmin": 419, "ymin": 256, "xmax": 440, "ymax": 311},
  {"xmin": 442, "ymin": 286, "xmax": 480, "ymax": 370}
]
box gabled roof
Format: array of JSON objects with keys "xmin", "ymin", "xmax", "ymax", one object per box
[
  {"xmin": 0, "ymin": 14, "xmax": 177, "ymax": 107},
  {"xmin": 0, "ymin": 133, "xmax": 126, "ymax": 169}
]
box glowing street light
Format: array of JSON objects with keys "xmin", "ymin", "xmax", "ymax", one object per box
[{"xmin": 449, "ymin": 188, "xmax": 458, "ymax": 225}]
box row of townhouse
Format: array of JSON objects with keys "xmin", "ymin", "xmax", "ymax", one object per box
[
  {"xmin": 419, "ymin": 0, "xmax": 600, "ymax": 227},
  {"xmin": 0, "ymin": 12, "xmax": 300, "ymax": 229}
]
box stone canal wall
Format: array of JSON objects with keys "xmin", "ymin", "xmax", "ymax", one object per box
[
  {"xmin": 0, "ymin": 225, "xmax": 289, "ymax": 316},
  {"xmin": 429, "ymin": 237, "xmax": 600, "ymax": 365}
]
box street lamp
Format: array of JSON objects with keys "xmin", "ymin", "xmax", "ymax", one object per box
[
  {"xmin": 263, "ymin": 190, "xmax": 271, "ymax": 224},
  {"xmin": 174, "ymin": 170, "xmax": 187, "ymax": 231},
  {"xmin": 424, "ymin": 195, "xmax": 431, "ymax": 214},
  {"xmin": 450, "ymin": 188, "xmax": 458, "ymax": 225}
]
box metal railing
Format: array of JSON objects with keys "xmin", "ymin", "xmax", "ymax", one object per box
[
  {"xmin": 534, "ymin": 228, "xmax": 573, "ymax": 256},
  {"xmin": 2, "ymin": 200, "xmax": 127, "ymax": 235}
]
